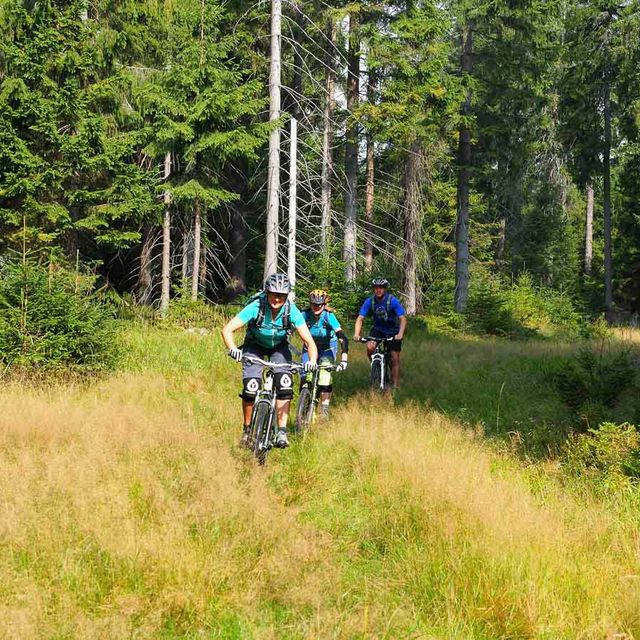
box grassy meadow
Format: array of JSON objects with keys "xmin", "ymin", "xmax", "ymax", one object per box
[{"xmin": 1, "ymin": 322, "xmax": 640, "ymax": 638}]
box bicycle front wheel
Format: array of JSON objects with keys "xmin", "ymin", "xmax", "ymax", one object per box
[
  {"xmin": 370, "ymin": 359, "xmax": 384, "ymax": 392},
  {"xmin": 251, "ymin": 400, "xmax": 273, "ymax": 465},
  {"xmin": 295, "ymin": 387, "xmax": 314, "ymax": 435}
]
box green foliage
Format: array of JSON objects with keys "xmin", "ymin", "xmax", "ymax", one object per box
[
  {"xmin": 0, "ymin": 257, "xmax": 118, "ymax": 371},
  {"xmin": 563, "ymin": 422, "xmax": 640, "ymax": 488},
  {"xmin": 555, "ymin": 347, "xmax": 637, "ymax": 428}
]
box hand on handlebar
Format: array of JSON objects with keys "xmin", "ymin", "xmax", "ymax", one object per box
[
  {"xmin": 303, "ymin": 360, "xmax": 318, "ymax": 373},
  {"xmin": 228, "ymin": 348, "xmax": 243, "ymax": 362}
]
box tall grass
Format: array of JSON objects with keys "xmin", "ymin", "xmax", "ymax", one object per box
[{"xmin": 1, "ymin": 325, "xmax": 639, "ymax": 637}]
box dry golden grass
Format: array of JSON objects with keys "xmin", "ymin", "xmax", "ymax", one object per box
[{"xmin": 1, "ymin": 327, "xmax": 640, "ymax": 638}]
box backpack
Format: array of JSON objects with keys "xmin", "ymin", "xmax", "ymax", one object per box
[
  {"xmin": 246, "ymin": 291, "xmax": 292, "ymax": 333},
  {"xmin": 304, "ymin": 308, "xmax": 333, "ymax": 341},
  {"xmin": 370, "ymin": 293, "xmax": 394, "ymax": 322}
]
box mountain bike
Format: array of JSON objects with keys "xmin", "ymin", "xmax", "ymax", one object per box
[
  {"xmin": 358, "ymin": 336, "xmax": 394, "ymax": 392},
  {"xmin": 240, "ymin": 356, "xmax": 302, "ymax": 465},
  {"xmin": 295, "ymin": 361, "xmax": 344, "ymax": 434}
]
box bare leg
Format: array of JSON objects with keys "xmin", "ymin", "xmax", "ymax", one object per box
[
  {"xmin": 276, "ymin": 399, "xmax": 291, "ymax": 429},
  {"xmin": 242, "ymin": 399, "xmax": 254, "ymax": 425},
  {"xmin": 390, "ymin": 351, "xmax": 401, "ymax": 389},
  {"xmin": 366, "ymin": 341, "xmax": 376, "ymax": 360}
]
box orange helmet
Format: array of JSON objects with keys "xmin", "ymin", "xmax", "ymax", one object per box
[{"xmin": 309, "ymin": 289, "xmax": 329, "ymax": 305}]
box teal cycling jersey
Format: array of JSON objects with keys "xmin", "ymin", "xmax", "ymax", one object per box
[
  {"xmin": 238, "ymin": 297, "xmax": 305, "ymax": 349},
  {"xmin": 303, "ymin": 308, "xmax": 341, "ymax": 349}
]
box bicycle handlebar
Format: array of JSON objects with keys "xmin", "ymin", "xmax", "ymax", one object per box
[
  {"xmin": 240, "ymin": 355, "xmax": 304, "ymax": 371},
  {"xmin": 356, "ymin": 336, "xmax": 396, "ymax": 343}
]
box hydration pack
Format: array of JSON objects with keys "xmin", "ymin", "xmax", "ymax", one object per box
[
  {"xmin": 246, "ymin": 291, "xmax": 292, "ymax": 332},
  {"xmin": 371, "ymin": 293, "xmax": 393, "ymax": 322}
]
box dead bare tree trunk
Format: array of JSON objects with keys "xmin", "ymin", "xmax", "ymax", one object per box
[
  {"xmin": 160, "ymin": 151, "xmax": 172, "ymax": 316},
  {"xmin": 343, "ymin": 10, "xmax": 359, "ymax": 283},
  {"xmin": 403, "ymin": 140, "xmax": 423, "ymax": 316},
  {"xmin": 584, "ymin": 182, "xmax": 594, "ymax": 275},
  {"xmin": 454, "ymin": 21, "xmax": 473, "ymax": 313},
  {"xmin": 320, "ymin": 18, "xmax": 336, "ymax": 252},
  {"xmin": 264, "ymin": 0, "xmax": 281, "ymax": 279},
  {"xmin": 603, "ymin": 78, "xmax": 613, "ymax": 322},
  {"xmin": 191, "ymin": 200, "xmax": 201, "ymax": 301},
  {"xmin": 364, "ymin": 71, "xmax": 376, "ymax": 274},
  {"xmin": 137, "ymin": 225, "xmax": 155, "ymax": 305}
]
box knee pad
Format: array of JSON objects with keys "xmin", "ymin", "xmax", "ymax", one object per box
[
  {"xmin": 275, "ymin": 371, "xmax": 294, "ymax": 399},
  {"xmin": 241, "ymin": 377, "xmax": 261, "ymax": 401},
  {"xmin": 318, "ymin": 367, "xmax": 332, "ymax": 387},
  {"xmin": 317, "ymin": 384, "xmax": 333, "ymax": 393}
]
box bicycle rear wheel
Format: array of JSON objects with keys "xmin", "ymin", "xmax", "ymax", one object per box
[
  {"xmin": 251, "ymin": 400, "xmax": 272, "ymax": 465},
  {"xmin": 370, "ymin": 359, "xmax": 384, "ymax": 392},
  {"xmin": 295, "ymin": 387, "xmax": 314, "ymax": 434}
]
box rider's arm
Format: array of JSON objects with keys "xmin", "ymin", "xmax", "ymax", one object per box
[
  {"xmin": 296, "ymin": 323, "xmax": 318, "ymax": 363},
  {"xmin": 221, "ymin": 315, "xmax": 246, "ymax": 351},
  {"xmin": 335, "ymin": 330, "xmax": 349, "ymax": 354},
  {"xmin": 354, "ymin": 315, "xmax": 365, "ymax": 340},
  {"xmin": 396, "ymin": 315, "xmax": 407, "ymax": 341}
]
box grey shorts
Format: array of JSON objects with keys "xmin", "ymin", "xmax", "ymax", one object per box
[{"xmin": 241, "ymin": 342, "xmax": 294, "ymax": 400}]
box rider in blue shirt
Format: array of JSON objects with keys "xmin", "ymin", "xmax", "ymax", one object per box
[
  {"xmin": 300, "ymin": 289, "xmax": 349, "ymax": 418},
  {"xmin": 354, "ymin": 277, "xmax": 407, "ymax": 389},
  {"xmin": 222, "ymin": 273, "xmax": 318, "ymax": 448}
]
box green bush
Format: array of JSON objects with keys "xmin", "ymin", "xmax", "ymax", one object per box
[
  {"xmin": 563, "ymin": 422, "xmax": 640, "ymax": 484},
  {"xmin": 555, "ymin": 348, "xmax": 637, "ymax": 428},
  {"xmin": 465, "ymin": 275, "xmax": 525, "ymax": 337},
  {"xmin": 0, "ymin": 258, "xmax": 118, "ymax": 371}
]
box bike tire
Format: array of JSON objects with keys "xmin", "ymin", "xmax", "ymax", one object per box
[
  {"xmin": 295, "ymin": 387, "xmax": 314, "ymax": 435},
  {"xmin": 370, "ymin": 359, "xmax": 384, "ymax": 392},
  {"xmin": 251, "ymin": 401, "xmax": 272, "ymax": 465}
]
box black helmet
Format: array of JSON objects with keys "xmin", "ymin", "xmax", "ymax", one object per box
[
  {"xmin": 264, "ymin": 272, "xmax": 291, "ymax": 294},
  {"xmin": 372, "ymin": 277, "xmax": 389, "ymax": 288}
]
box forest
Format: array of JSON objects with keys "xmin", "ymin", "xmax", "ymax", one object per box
[{"xmin": 2, "ymin": 0, "xmax": 639, "ymax": 322}]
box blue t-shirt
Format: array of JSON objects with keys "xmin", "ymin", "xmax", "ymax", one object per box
[
  {"xmin": 303, "ymin": 309, "xmax": 341, "ymax": 349},
  {"xmin": 358, "ymin": 293, "xmax": 405, "ymax": 337},
  {"xmin": 237, "ymin": 296, "xmax": 305, "ymax": 349}
]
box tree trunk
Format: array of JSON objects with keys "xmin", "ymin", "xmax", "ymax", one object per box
[
  {"xmin": 603, "ymin": 79, "xmax": 613, "ymax": 322},
  {"xmin": 288, "ymin": 118, "xmax": 298, "ymax": 298},
  {"xmin": 364, "ymin": 71, "xmax": 376, "ymax": 274},
  {"xmin": 182, "ymin": 225, "xmax": 193, "ymax": 284},
  {"xmin": 454, "ymin": 21, "xmax": 473, "ymax": 313},
  {"xmin": 264, "ymin": 0, "xmax": 281, "ymax": 279},
  {"xmin": 160, "ymin": 151, "xmax": 172, "ymax": 316},
  {"xmin": 137, "ymin": 224, "xmax": 155, "ymax": 305},
  {"xmin": 496, "ymin": 217, "xmax": 506, "ymax": 270},
  {"xmin": 403, "ymin": 140, "xmax": 423, "ymax": 316},
  {"xmin": 200, "ymin": 242, "xmax": 208, "ymax": 298},
  {"xmin": 228, "ymin": 202, "xmax": 248, "ymax": 299},
  {"xmin": 343, "ymin": 10, "xmax": 360, "ymax": 283},
  {"xmin": 320, "ymin": 18, "xmax": 336, "ymax": 252},
  {"xmin": 191, "ymin": 200, "xmax": 201, "ymax": 301},
  {"xmin": 584, "ymin": 182, "xmax": 594, "ymax": 275}
]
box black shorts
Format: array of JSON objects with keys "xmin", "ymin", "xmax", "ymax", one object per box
[{"xmin": 370, "ymin": 328, "xmax": 402, "ymax": 352}]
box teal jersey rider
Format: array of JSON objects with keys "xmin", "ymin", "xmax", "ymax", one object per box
[
  {"xmin": 303, "ymin": 308, "xmax": 341, "ymax": 352},
  {"xmin": 237, "ymin": 295, "xmax": 305, "ymax": 349}
]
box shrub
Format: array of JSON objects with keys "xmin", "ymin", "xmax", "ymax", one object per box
[
  {"xmin": 555, "ymin": 347, "xmax": 637, "ymax": 428},
  {"xmin": 563, "ymin": 422, "xmax": 640, "ymax": 484},
  {"xmin": 0, "ymin": 258, "xmax": 118, "ymax": 371},
  {"xmin": 465, "ymin": 275, "xmax": 525, "ymax": 337}
]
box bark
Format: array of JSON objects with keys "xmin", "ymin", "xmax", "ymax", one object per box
[
  {"xmin": 137, "ymin": 224, "xmax": 155, "ymax": 305},
  {"xmin": 343, "ymin": 10, "xmax": 360, "ymax": 283},
  {"xmin": 584, "ymin": 182, "xmax": 594, "ymax": 275},
  {"xmin": 403, "ymin": 140, "xmax": 423, "ymax": 316},
  {"xmin": 264, "ymin": 0, "xmax": 281, "ymax": 279},
  {"xmin": 603, "ymin": 79, "xmax": 613, "ymax": 322},
  {"xmin": 320, "ymin": 18, "xmax": 336, "ymax": 252},
  {"xmin": 191, "ymin": 200, "xmax": 201, "ymax": 301},
  {"xmin": 160, "ymin": 151, "xmax": 172, "ymax": 316},
  {"xmin": 228, "ymin": 202, "xmax": 248, "ymax": 299},
  {"xmin": 287, "ymin": 118, "xmax": 298, "ymax": 297},
  {"xmin": 364, "ymin": 71, "xmax": 376, "ymax": 274},
  {"xmin": 181, "ymin": 225, "xmax": 193, "ymax": 284},
  {"xmin": 454, "ymin": 21, "xmax": 473, "ymax": 313}
]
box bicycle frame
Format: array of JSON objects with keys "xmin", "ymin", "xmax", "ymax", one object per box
[
  {"xmin": 358, "ymin": 336, "xmax": 393, "ymax": 392},
  {"xmin": 298, "ymin": 362, "xmax": 340, "ymax": 427}
]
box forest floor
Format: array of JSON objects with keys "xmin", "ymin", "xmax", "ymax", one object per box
[{"xmin": 1, "ymin": 324, "xmax": 640, "ymax": 638}]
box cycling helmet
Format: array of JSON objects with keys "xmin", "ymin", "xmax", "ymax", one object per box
[
  {"xmin": 309, "ymin": 289, "xmax": 328, "ymax": 305},
  {"xmin": 264, "ymin": 272, "xmax": 291, "ymax": 294},
  {"xmin": 372, "ymin": 277, "xmax": 389, "ymax": 288}
]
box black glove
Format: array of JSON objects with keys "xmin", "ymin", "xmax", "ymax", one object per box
[
  {"xmin": 229, "ymin": 348, "xmax": 243, "ymax": 362},
  {"xmin": 303, "ymin": 360, "xmax": 317, "ymax": 373}
]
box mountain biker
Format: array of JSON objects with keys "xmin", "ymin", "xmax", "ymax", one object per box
[
  {"xmin": 353, "ymin": 277, "xmax": 407, "ymax": 389},
  {"xmin": 300, "ymin": 289, "xmax": 349, "ymax": 418},
  {"xmin": 221, "ymin": 273, "xmax": 318, "ymax": 448}
]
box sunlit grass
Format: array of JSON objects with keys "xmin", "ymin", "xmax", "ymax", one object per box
[{"xmin": 0, "ymin": 324, "xmax": 639, "ymax": 637}]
